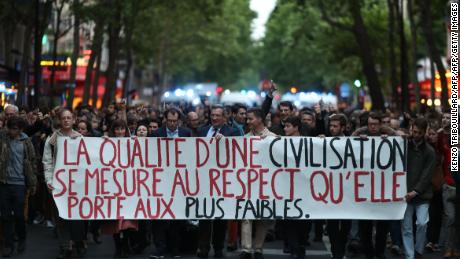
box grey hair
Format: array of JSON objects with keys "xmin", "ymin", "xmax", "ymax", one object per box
[{"xmin": 5, "ymin": 104, "xmax": 19, "ymax": 112}]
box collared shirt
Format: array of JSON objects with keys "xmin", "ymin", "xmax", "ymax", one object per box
[
  {"xmin": 167, "ymin": 128, "xmax": 179, "ymax": 138},
  {"xmin": 206, "ymin": 127, "xmax": 220, "ymax": 137}
]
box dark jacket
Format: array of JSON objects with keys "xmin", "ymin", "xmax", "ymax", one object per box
[
  {"xmin": 150, "ymin": 127, "xmax": 192, "ymax": 137},
  {"xmin": 197, "ymin": 124, "xmax": 242, "ymax": 137},
  {"xmin": 407, "ymin": 139, "xmax": 436, "ymax": 202},
  {"xmin": 0, "ymin": 132, "xmax": 37, "ymax": 189}
]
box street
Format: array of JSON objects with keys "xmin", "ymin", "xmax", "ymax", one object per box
[{"xmin": 10, "ymin": 224, "xmax": 449, "ymax": 259}]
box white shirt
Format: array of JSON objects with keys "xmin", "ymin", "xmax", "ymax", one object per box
[{"xmin": 206, "ymin": 127, "xmax": 220, "ymax": 137}]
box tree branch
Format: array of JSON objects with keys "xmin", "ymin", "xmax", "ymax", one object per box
[{"xmin": 318, "ymin": 1, "xmax": 353, "ymax": 32}]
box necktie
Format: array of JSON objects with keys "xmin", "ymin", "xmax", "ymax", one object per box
[{"xmin": 212, "ymin": 127, "xmax": 218, "ymax": 137}]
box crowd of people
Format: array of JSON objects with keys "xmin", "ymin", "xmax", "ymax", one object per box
[{"xmin": 0, "ymin": 84, "xmax": 458, "ymax": 259}]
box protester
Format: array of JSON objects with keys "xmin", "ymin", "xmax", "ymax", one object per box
[
  {"xmin": 0, "ymin": 116, "xmax": 37, "ymax": 257},
  {"xmin": 196, "ymin": 105, "xmax": 242, "ymax": 258},
  {"xmin": 282, "ymin": 116, "xmax": 309, "ymax": 259},
  {"xmin": 229, "ymin": 103, "xmax": 247, "ymax": 135},
  {"xmin": 437, "ymin": 112, "xmax": 459, "ymax": 258},
  {"xmin": 402, "ymin": 118, "xmax": 435, "ymax": 259},
  {"xmin": 101, "ymin": 119, "xmax": 138, "ymax": 258},
  {"xmin": 425, "ymin": 122, "xmax": 444, "ymax": 253},
  {"xmin": 43, "ymin": 109, "xmax": 87, "ymax": 258},
  {"xmin": 239, "ymin": 108, "xmax": 276, "ymax": 259},
  {"xmin": 150, "ymin": 108, "xmax": 191, "ymax": 258},
  {"xmin": 187, "ymin": 111, "xmax": 200, "ymax": 137},
  {"xmin": 323, "ymin": 114, "xmax": 352, "ymax": 259},
  {"xmin": 352, "ymin": 112, "xmax": 394, "ymax": 259}
]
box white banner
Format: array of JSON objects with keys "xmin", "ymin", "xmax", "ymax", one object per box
[{"xmin": 52, "ymin": 136, "xmax": 407, "ymax": 220}]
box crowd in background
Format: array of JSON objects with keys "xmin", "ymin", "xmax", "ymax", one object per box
[{"xmin": 0, "ymin": 85, "xmax": 458, "ymax": 259}]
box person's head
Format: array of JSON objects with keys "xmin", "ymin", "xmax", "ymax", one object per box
[
  {"xmin": 390, "ymin": 118, "xmax": 400, "ymax": 130},
  {"xmin": 127, "ymin": 116, "xmax": 137, "ymax": 134},
  {"xmin": 210, "ymin": 105, "xmax": 225, "ymax": 128},
  {"xmin": 367, "ymin": 112, "xmax": 382, "ymax": 135},
  {"xmin": 136, "ymin": 124, "xmax": 148, "ymax": 137},
  {"xmin": 18, "ymin": 107, "xmax": 27, "ymax": 119},
  {"xmin": 164, "ymin": 108, "xmax": 181, "ymax": 131},
  {"xmin": 278, "ymin": 101, "xmax": 294, "ymax": 122},
  {"xmin": 426, "ymin": 122, "xmax": 440, "ymax": 145},
  {"xmin": 6, "ymin": 116, "xmax": 26, "ymax": 139},
  {"xmin": 149, "ymin": 109, "xmax": 158, "ymax": 121},
  {"xmin": 359, "ymin": 111, "xmax": 369, "ymax": 128},
  {"xmin": 148, "ymin": 120, "xmax": 159, "ymax": 134},
  {"xmin": 109, "ymin": 119, "xmax": 130, "ymax": 137},
  {"xmin": 284, "ymin": 116, "xmax": 301, "ymax": 136},
  {"xmin": 382, "ymin": 113, "xmax": 391, "ymax": 128},
  {"xmin": 91, "ymin": 116, "xmax": 100, "ymax": 130},
  {"xmin": 300, "ymin": 109, "xmax": 316, "ymax": 128},
  {"xmin": 107, "ymin": 103, "xmax": 116, "ymax": 115},
  {"xmin": 187, "ymin": 111, "xmax": 200, "ymax": 129},
  {"xmin": 27, "ymin": 109, "xmax": 39, "ymax": 125},
  {"xmin": 411, "ymin": 118, "xmax": 428, "ymax": 142},
  {"xmin": 246, "ymin": 108, "xmax": 265, "ymax": 131},
  {"xmin": 441, "ymin": 112, "xmax": 450, "ymax": 130},
  {"xmin": 4, "ymin": 104, "xmax": 19, "ymax": 121},
  {"xmin": 77, "ymin": 120, "xmax": 93, "ymax": 136},
  {"xmin": 232, "ymin": 103, "xmax": 247, "ymax": 124},
  {"xmin": 328, "ymin": 114, "xmax": 347, "ymax": 136},
  {"xmin": 58, "ymin": 109, "xmax": 75, "ymax": 131}
]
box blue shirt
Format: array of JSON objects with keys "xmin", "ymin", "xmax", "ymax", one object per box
[{"xmin": 166, "ymin": 128, "xmax": 179, "ymax": 138}]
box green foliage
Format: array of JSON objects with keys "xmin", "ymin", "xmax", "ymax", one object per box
[
  {"xmin": 259, "ymin": 0, "xmax": 447, "ymax": 94},
  {"xmin": 131, "ymin": 0, "xmax": 255, "ymax": 88}
]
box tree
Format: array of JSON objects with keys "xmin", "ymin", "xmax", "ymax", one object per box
[
  {"xmin": 32, "ymin": 0, "xmax": 52, "ymax": 107},
  {"xmin": 387, "ymin": 0, "xmax": 399, "ymax": 110},
  {"xmin": 132, "ymin": 0, "xmax": 255, "ymax": 103},
  {"xmin": 396, "ymin": 0, "xmax": 409, "ymax": 112},
  {"xmin": 102, "ymin": 0, "xmax": 122, "ymax": 107},
  {"xmin": 66, "ymin": 0, "xmax": 81, "ymax": 108},
  {"xmin": 49, "ymin": 0, "xmax": 72, "ymax": 102},
  {"xmin": 408, "ymin": 0, "xmax": 421, "ymax": 112},
  {"xmin": 419, "ymin": 0, "xmax": 449, "ymax": 111}
]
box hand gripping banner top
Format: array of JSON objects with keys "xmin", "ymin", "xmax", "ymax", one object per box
[{"xmin": 52, "ymin": 136, "xmax": 407, "ymax": 220}]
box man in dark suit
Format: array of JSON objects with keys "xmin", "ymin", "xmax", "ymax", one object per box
[
  {"xmin": 196, "ymin": 105, "xmax": 241, "ymax": 258},
  {"xmin": 149, "ymin": 108, "xmax": 191, "ymax": 258},
  {"xmin": 150, "ymin": 108, "xmax": 191, "ymax": 138}
]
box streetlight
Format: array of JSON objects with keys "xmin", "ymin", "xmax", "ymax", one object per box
[{"xmin": 354, "ymin": 79, "xmax": 361, "ymax": 88}]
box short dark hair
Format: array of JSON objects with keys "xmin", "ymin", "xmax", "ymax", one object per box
[
  {"xmin": 284, "ymin": 116, "xmax": 301, "ymax": 129},
  {"xmin": 247, "ymin": 107, "xmax": 264, "ymax": 120},
  {"xmin": 7, "ymin": 116, "xmax": 27, "ymax": 130},
  {"xmin": 413, "ymin": 117, "xmax": 428, "ymax": 132},
  {"xmin": 232, "ymin": 103, "xmax": 247, "ymax": 114},
  {"xmin": 164, "ymin": 107, "xmax": 181, "ymax": 119},
  {"xmin": 211, "ymin": 105, "xmax": 224, "ymax": 112},
  {"xmin": 329, "ymin": 113, "xmax": 347, "ymax": 128},
  {"xmin": 127, "ymin": 115, "xmax": 138, "ymax": 125},
  {"xmin": 300, "ymin": 109, "xmax": 315, "ymax": 119},
  {"xmin": 279, "ymin": 101, "xmax": 294, "ymax": 111},
  {"xmin": 368, "ymin": 111, "xmax": 382, "ymax": 122}
]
